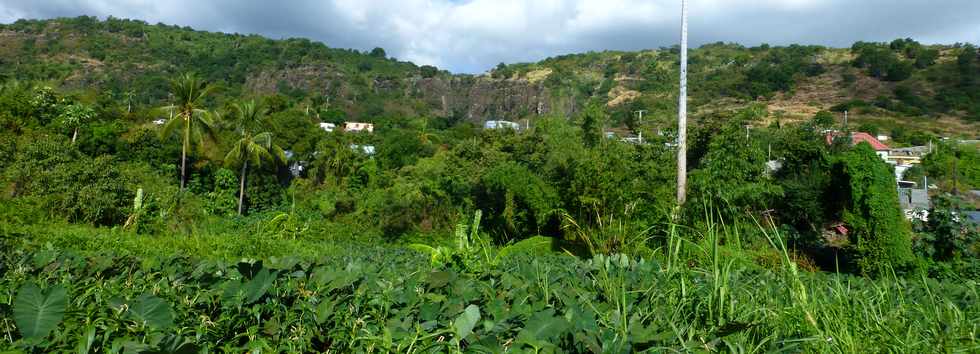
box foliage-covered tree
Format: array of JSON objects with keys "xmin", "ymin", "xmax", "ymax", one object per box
[
  {"xmin": 579, "ymin": 103, "xmax": 605, "ymax": 148},
  {"xmin": 829, "ymin": 143, "xmax": 915, "ymax": 274}
]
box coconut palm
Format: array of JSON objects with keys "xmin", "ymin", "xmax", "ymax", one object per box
[
  {"xmin": 224, "ymin": 100, "xmax": 286, "ymax": 215},
  {"xmin": 160, "ymin": 74, "xmax": 217, "ymax": 190}
]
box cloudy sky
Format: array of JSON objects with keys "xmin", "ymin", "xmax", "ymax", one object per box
[{"xmin": 1, "ymin": 1, "xmax": 978, "ymax": 73}]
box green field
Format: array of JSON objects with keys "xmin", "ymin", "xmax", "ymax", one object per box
[{"xmin": 2, "ymin": 220, "xmax": 978, "ymax": 353}]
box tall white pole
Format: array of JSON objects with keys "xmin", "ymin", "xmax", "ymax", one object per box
[{"xmin": 677, "ymin": 0, "xmax": 688, "ymax": 206}]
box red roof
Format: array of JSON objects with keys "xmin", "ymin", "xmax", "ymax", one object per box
[{"xmin": 825, "ymin": 132, "xmax": 889, "ymax": 151}]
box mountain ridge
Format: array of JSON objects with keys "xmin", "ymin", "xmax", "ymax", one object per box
[{"xmin": 1, "ymin": 16, "xmax": 977, "ymax": 137}]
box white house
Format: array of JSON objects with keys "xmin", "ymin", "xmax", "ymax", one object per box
[
  {"xmin": 350, "ymin": 144, "xmax": 376, "ymax": 155},
  {"xmin": 153, "ymin": 119, "xmax": 166, "ymax": 125},
  {"xmin": 319, "ymin": 122, "xmax": 336, "ymax": 132},
  {"xmin": 484, "ymin": 120, "xmax": 521, "ymax": 130},
  {"xmin": 344, "ymin": 122, "xmax": 374, "ymax": 133}
]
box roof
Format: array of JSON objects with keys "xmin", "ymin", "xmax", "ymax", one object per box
[
  {"xmin": 825, "ymin": 132, "xmax": 890, "ymax": 151},
  {"xmin": 964, "ymin": 211, "xmax": 980, "ymax": 225},
  {"xmin": 897, "ymin": 188, "xmax": 930, "ymax": 210}
]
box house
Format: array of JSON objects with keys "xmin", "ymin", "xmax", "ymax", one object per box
[
  {"xmin": 963, "ymin": 211, "xmax": 980, "ymax": 226},
  {"xmin": 886, "ymin": 146, "xmax": 929, "ymax": 166},
  {"xmin": 826, "ymin": 132, "xmax": 890, "ymax": 159},
  {"xmin": 319, "ymin": 122, "xmax": 336, "ymax": 132},
  {"xmin": 765, "ymin": 160, "xmax": 783, "ymax": 175},
  {"xmin": 620, "ymin": 133, "xmax": 645, "ymax": 145},
  {"xmin": 898, "ymin": 187, "xmax": 930, "ymax": 221},
  {"xmin": 289, "ymin": 162, "xmax": 305, "ymax": 177},
  {"xmin": 822, "ymin": 222, "xmax": 850, "ymax": 247},
  {"xmin": 153, "ymin": 119, "xmax": 166, "ymax": 125},
  {"xmin": 350, "ymin": 144, "xmax": 376, "ymax": 155},
  {"xmin": 344, "ymin": 122, "xmax": 374, "ymax": 133},
  {"xmin": 484, "ymin": 120, "xmax": 521, "ymax": 130}
]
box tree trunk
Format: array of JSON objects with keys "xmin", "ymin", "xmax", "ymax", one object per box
[
  {"xmin": 180, "ymin": 117, "xmax": 189, "ymax": 191},
  {"xmin": 71, "ymin": 128, "xmax": 78, "ymax": 144},
  {"xmin": 238, "ymin": 161, "xmax": 248, "ymax": 215}
]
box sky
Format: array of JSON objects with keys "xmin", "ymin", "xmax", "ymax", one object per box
[{"xmin": 1, "ymin": 0, "xmax": 978, "ymax": 73}]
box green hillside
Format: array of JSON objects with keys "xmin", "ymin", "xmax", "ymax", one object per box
[{"xmin": 1, "ymin": 17, "xmax": 978, "ymax": 138}]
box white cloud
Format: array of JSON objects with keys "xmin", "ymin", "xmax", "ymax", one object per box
[{"xmin": 1, "ymin": 0, "xmax": 978, "ymax": 73}]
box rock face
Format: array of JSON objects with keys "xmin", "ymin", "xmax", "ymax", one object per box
[
  {"xmin": 412, "ymin": 77, "xmax": 577, "ymax": 122},
  {"xmin": 247, "ymin": 68, "xmax": 580, "ymax": 123}
]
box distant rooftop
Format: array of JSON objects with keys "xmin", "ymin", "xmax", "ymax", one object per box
[{"xmin": 826, "ymin": 132, "xmax": 889, "ymax": 151}]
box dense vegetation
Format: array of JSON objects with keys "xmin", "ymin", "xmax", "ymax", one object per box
[{"xmin": 0, "ymin": 16, "xmax": 977, "ymax": 351}]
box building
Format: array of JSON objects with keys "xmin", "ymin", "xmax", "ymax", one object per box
[
  {"xmin": 898, "ymin": 187, "xmax": 930, "ymax": 221},
  {"xmin": 484, "ymin": 120, "xmax": 521, "ymax": 130},
  {"xmin": 319, "ymin": 122, "xmax": 336, "ymax": 132},
  {"xmin": 153, "ymin": 118, "xmax": 166, "ymax": 125},
  {"xmin": 350, "ymin": 144, "xmax": 376, "ymax": 155},
  {"xmin": 344, "ymin": 122, "xmax": 374, "ymax": 133},
  {"xmin": 826, "ymin": 132, "xmax": 890, "ymax": 159},
  {"xmin": 886, "ymin": 146, "xmax": 929, "ymax": 166}
]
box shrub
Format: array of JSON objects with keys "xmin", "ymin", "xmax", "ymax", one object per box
[
  {"xmin": 5, "ymin": 135, "xmax": 132, "ymax": 225},
  {"xmin": 477, "ymin": 161, "xmax": 559, "ymax": 241}
]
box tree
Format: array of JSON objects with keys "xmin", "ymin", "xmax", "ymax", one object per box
[
  {"xmin": 579, "ymin": 104, "xmax": 605, "ymax": 148},
  {"xmin": 369, "ymin": 47, "xmax": 387, "ymax": 59},
  {"xmin": 224, "ymin": 100, "xmax": 286, "ymax": 215},
  {"xmin": 160, "ymin": 73, "xmax": 217, "ymax": 190},
  {"xmin": 811, "ymin": 110, "xmax": 835, "ymax": 128},
  {"xmin": 123, "ymin": 89, "xmax": 136, "ymax": 113},
  {"xmin": 829, "ymin": 143, "xmax": 915, "ymax": 274},
  {"xmin": 59, "ymin": 103, "xmax": 95, "ymax": 144}
]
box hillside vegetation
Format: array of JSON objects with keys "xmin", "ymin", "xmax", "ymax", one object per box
[{"xmin": 1, "ymin": 17, "xmax": 978, "ymax": 137}]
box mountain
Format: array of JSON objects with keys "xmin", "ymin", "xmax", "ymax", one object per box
[{"xmin": 1, "ymin": 16, "xmax": 977, "ymax": 137}]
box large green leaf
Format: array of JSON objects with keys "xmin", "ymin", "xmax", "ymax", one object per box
[
  {"xmin": 517, "ymin": 309, "xmax": 570, "ymax": 342},
  {"xmin": 497, "ymin": 236, "xmax": 554, "ymax": 259},
  {"xmin": 13, "ymin": 283, "xmax": 67, "ymax": 339},
  {"xmin": 243, "ymin": 268, "xmax": 275, "ymax": 304},
  {"xmin": 128, "ymin": 294, "xmax": 175, "ymax": 329},
  {"xmin": 454, "ymin": 304, "xmax": 481, "ymax": 341}
]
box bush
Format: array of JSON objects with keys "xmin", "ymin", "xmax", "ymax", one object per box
[
  {"xmin": 477, "ymin": 161, "xmax": 559, "ymax": 241},
  {"xmin": 5, "ymin": 135, "xmax": 133, "ymax": 225}
]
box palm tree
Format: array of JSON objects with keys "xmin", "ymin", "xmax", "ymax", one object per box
[
  {"xmin": 160, "ymin": 74, "xmax": 217, "ymax": 190},
  {"xmin": 224, "ymin": 100, "xmax": 286, "ymax": 215},
  {"xmin": 59, "ymin": 103, "xmax": 95, "ymax": 144},
  {"xmin": 123, "ymin": 89, "xmax": 136, "ymax": 113}
]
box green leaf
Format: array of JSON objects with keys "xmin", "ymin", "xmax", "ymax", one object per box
[
  {"xmin": 517, "ymin": 309, "xmax": 569, "ymax": 342},
  {"xmin": 497, "ymin": 236, "xmax": 554, "ymax": 260},
  {"xmin": 75, "ymin": 325, "xmax": 96, "ymax": 354},
  {"xmin": 243, "ymin": 268, "xmax": 275, "ymax": 304},
  {"xmin": 13, "ymin": 283, "xmax": 67, "ymax": 339},
  {"xmin": 128, "ymin": 294, "xmax": 175, "ymax": 329},
  {"xmin": 454, "ymin": 304, "xmax": 481, "ymax": 341}
]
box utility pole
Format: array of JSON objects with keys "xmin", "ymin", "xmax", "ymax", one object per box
[
  {"xmin": 677, "ymin": 0, "xmax": 689, "ymax": 206},
  {"xmin": 633, "ymin": 109, "xmax": 648, "ymax": 124},
  {"xmin": 843, "ymin": 110, "xmax": 848, "ymax": 131}
]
